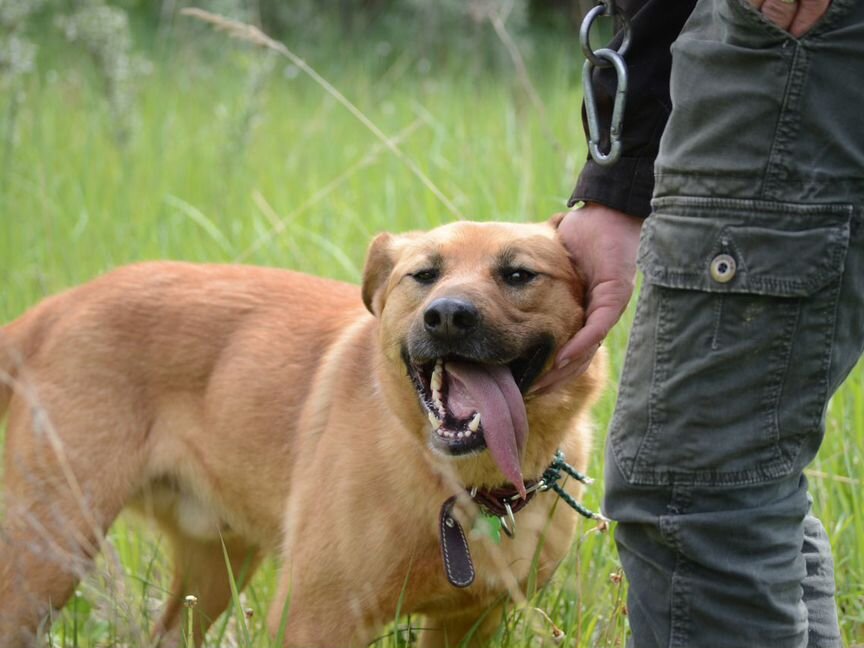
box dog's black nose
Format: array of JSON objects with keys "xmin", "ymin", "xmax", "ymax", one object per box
[{"xmin": 423, "ymin": 298, "xmax": 479, "ymax": 340}]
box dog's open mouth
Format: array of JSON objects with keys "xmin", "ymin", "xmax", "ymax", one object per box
[{"xmin": 406, "ymin": 343, "xmax": 551, "ymax": 496}]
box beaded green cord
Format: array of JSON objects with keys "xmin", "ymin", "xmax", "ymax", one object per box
[{"xmin": 540, "ymin": 450, "xmax": 609, "ymax": 523}]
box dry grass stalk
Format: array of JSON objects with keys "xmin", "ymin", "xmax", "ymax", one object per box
[
  {"xmin": 236, "ymin": 117, "xmax": 428, "ymax": 263},
  {"xmin": 483, "ymin": 3, "xmax": 564, "ymax": 155},
  {"xmin": 181, "ymin": 7, "xmax": 464, "ymax": 221}
]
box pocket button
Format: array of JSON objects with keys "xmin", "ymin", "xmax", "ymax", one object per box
[{"xmin": 710, "ymin": 254, "xmax": 737, "ymax": 283}]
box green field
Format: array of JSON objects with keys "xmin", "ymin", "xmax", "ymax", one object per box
[{"xmin": 1, "ymin": 9, "xmax": 862, "ymax": 647}]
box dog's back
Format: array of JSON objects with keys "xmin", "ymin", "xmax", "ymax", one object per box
[{"xmin": 1, "ymin": 261, "xmax": 360, "ymax": 411}]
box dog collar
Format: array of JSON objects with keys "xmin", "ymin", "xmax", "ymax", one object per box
[{"xmin": 438, "ymin": 450, "xmax": 607, "ymax": 588}]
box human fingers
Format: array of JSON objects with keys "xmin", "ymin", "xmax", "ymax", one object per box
[
  {"xmin": 557, "ymin": 274, "xmax": 634, "ymax": 364},
  {"xmin": 555, "ymin": 302, "xmax": 618, "ymax": 369},
  {"xmin": 751, "ymin": 0, "xmax": 797, "ymax": 32},
  {"xmin": 538, "ymin": 204, "xmax": 640, "ymax": 395},
  {"xmin": 749, "ymin": 0, "xmax": 831, "ymax": 36},
  {"xmin": 526, "ymin": 300, "xmax": 618, "ymax": 395},
  {"xmin": 789, "ymin": 0, "xmax": 831, "ymax": 36},
  {"xmin": 528, "ymin": 348, "xmax": 596, "ymax": 396}
]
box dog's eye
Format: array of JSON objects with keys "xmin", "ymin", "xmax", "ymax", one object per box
[
  {"xmin": 501, "ymin": 268, "xmax": 537, "ymax": 286},
  {"xmin": 411, "ymin": 268, "xmax": 440, "ymax": 285}
]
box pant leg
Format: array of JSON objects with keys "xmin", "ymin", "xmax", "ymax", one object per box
[
  {"xmin": 802, "ymin": 511, "xmax": 840, "ymax": 648},
  {"xmin": 604, "ymin": 0, "xmax": 864, "ymax": 646}
]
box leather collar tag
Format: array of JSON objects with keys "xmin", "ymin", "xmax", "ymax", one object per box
[{"xmin": 439, "ymin": 496, "xmax": 475, "ymax": 588}]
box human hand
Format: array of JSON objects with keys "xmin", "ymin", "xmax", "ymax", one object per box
[
  {"xmin": 749, "ymin": 0, "xmax": 831, "ymax": 37},
  {"xmin": 530, "ymin": 204, "xmax": 643, "ymax": 395}
]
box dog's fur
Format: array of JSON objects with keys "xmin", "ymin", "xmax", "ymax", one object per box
[{"xmin": 0, "ymin": 220, "xmax": 604, "ymax": 647}]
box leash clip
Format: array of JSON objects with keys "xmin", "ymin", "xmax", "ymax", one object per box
[
  {"xmin": 579, "ymin": 1, "xmax": 630, "ymax": 167},
  {"xmin": 500, "ymin": 502, "xmax": 517, "ymax": 539}
]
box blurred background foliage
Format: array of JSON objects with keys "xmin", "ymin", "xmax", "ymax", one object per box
[
  {"xmin": 0, "ymin": 0, "xmax": 599, "ymax": 142},
  {"xmin": 1, "ymin": 0, "xmax": 597, "ymax": 93},
  {"xmin": 0, "ymin": 0, "xmax": 610, "ymax": 310}
]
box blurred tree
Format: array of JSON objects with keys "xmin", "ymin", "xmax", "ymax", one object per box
[
  {"xmin": 257, "ymin": 0, "xmax": 399, "ymax": 36},
  {"xmin": 335, "ymin": 0, "xmax": 397, "ymax": 33},
  {"xmin": 56, "ymin": 1, "xmax": 151, "ymax": 144},
  {"xmin": 528, "ymin": 0, "xmax": 594, "ymax": 29},
  {"xmin": 0, "ymin": 0, "xmax": 40, "ymax": 79},
  {"xmin": 0, "ymin": 0, "xmax": 51, "ymax": 175}
]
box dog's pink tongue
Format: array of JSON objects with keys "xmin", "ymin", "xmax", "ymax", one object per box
[{"xmin": 446, "ymin": 361, "xmax": 528, "ymax": 498}]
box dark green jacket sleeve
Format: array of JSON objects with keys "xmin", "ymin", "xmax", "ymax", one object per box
[{"xmin": 569, "ymin": 0, "xmax": 697, "ymax": 217}]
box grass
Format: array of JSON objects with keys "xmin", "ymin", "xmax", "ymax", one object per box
[{"xmin": 1, "ymin": 10, "xmax": 862, "ymax": 647}]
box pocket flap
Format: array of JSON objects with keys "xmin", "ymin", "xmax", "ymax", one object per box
[{"xmin": 638, "ymin": 200, "xmax": 852, "ymax": 297}]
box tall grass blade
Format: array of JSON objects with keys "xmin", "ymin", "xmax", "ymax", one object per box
[
  {"xmin": 164, "ymin": 194, "xmax": 234, "ymax": 256},
  {"xmin": 180, "ymin": 8, "xmax": 465, "ymax": 221},
  {"xmin": 219, "ymin": 534, "xmax": 253, "ymax": 647}
]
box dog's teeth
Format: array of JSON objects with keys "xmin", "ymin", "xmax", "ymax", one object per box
[
  {"xmin": 428, "ymin": 412, "xmax": 442, "ymax": 429},
  {"xmin": 432, "ymin": 393, "xmax": 445, "ymax": 413},
  {"xmin": 431, "ymin": 361, "xmax": 443, "ymax": 391},
  {"xmin": 457, "ymin": 432, "xmax": 464, "ymax": 439},
  {"xmin": 430, "ymin": 360, "xmax": 445, "ymax": 415},
  {"xmin": 432, "ymin": 389, "xmax": 444, "ymax": 410},
  {"xmin": 468, "ymin": 413, "xmax": 481, "ymax": 432},
  {"xmin": 431, "ymin": 373, "xmax": 445, "ymax": 412}
]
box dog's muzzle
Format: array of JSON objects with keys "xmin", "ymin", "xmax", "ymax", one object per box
[{"xmin": 403, "ymin": 304, "xmax": 554, "ymax": 497}]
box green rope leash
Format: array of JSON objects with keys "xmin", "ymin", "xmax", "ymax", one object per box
[{"xmin": 539, "ymin": 450, "xmax": 609, "ymax": 524}]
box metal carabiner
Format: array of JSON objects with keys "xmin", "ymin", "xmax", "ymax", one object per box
[
  {"xmin": 579, "ymin": 2, "xmax": 630, "ymax": 167},
  {"xmin": 582, "ymin": 46, "xmax": 628, "ymax": 167},
  {"xmin": 579, "ymin": 3, "xmax": 631, "ymax": 68}
]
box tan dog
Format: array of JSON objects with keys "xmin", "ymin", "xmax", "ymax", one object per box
[{"xmin": 0, "ymin": 220, "xmax": 605, "ymax": 647}]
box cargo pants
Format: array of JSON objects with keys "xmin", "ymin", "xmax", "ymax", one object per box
[{"xmin": 604, "ymin": 0, "xmax": 864, "ymax": 646}]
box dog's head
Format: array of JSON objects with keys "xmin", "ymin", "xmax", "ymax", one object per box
[{"xmin": 362, "ymin": 219, "xmax": 593, "ymax": 493}]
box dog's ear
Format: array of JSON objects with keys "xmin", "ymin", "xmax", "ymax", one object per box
[
  {"xmin": 548, "ymin": 212, "xmax": 568, "ymax": 229},
  {"xmin": 362, "ymin": 233, "xmax": 395, "ymax": 316}
]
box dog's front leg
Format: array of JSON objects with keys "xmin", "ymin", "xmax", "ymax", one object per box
[
  {"xmin": 266, "ymin": 595, "xmax": 378, "ymax": 648},
  {"xmin": 418, "ymin": 605, "xmax": 506, "ymax": 648},
  {"xmin": 152, "ymin": 533, "xmax": 262, "ymax": 647}
]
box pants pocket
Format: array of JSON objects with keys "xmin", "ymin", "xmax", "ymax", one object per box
[{"xmin": 610, "ymin": 197, "xmax": 852, "ymax": 486}]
